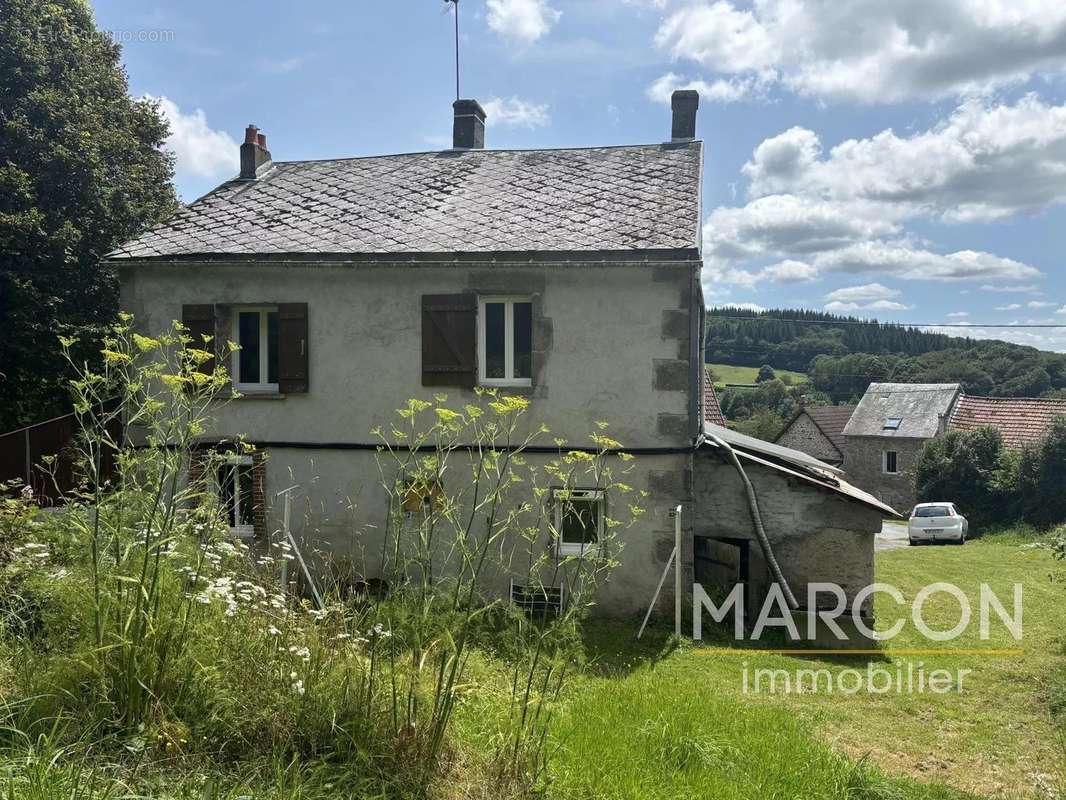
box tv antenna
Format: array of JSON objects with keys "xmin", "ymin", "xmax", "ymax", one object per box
[{"xmin": 444, "ymin": 0, "xmax": 460, "ymax": 101}]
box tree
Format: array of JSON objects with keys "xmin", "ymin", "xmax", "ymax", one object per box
[
  {"xmin": 913, "ymin": 426, "xmax": 1016, "ymax": 531},
  {"xmin": 0, "ymin": 0, "xmax": 177, "ymax": 430},
  {"xmin": 1018, "ymin": 416, "xmax": 1066, "ymax": 528},
  {"xmin": 756, "ymin": 364, "xmax": 776, "ymax": 383}
]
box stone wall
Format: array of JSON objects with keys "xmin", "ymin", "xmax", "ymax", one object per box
[
  {"xmin": 841, "ymin": 435, "xmax": 926, "ymax": 514},
  {"xmin": 776, "ymin": 412, "xmax": 842, "ymax": 464},
  {"xmin": 692, "ymin": 450, "xmax": 880, "ymax": 612}
]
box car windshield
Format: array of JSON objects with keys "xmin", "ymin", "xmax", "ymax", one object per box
[{"xmin": 914, "ymin": 505, "xmax": 951, "ymax": 517}]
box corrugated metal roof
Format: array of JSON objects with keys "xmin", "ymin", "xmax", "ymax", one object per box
[
  {"xmin": 701, "ymin": 423, "xmax": 898, "ymax": 517},
  {"xmin": 843, "ymin": 383, "xmax": 961, "ymax": 439},
  {"xmin": 704, "ymin": 422, "xmax": 843, "ymax": 475}
]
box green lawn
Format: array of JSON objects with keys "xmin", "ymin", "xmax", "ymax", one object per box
[
  {"xmin": 533, "ymin": 532, "xmax": 1063, "ymax": 800},
  {"xmin": 707, "ymin": 362, "xmax": 808, "ymax": 387}
]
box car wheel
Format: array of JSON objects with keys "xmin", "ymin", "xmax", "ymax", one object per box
[{"xmin": 908, "ymin": 538, "xmax": 916, "ymax": 546}]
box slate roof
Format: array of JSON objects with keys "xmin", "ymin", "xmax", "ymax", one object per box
[
  {"xmin": 842, "ymin": 383, "xmax": 961, "ymax": 439},
  {"xmin": 703, "ymin": 372, "xmax": 727, "ymax": 426},
  {"xmin": 949, "ymin": 395, "xmax": 1066, "ymax": 449},
  {"xmin": 804, "ymin": 404, "xmax": 857, "ymax": 453},
  {"xmin": 108, "ymin": 143, "xmax": 703, "ymax": 261}
]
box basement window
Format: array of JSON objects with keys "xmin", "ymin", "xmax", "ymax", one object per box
[
  {"xmin": 479, "ymin": 297, "xmax": 532, "ymax": 386},
  {"xmin": 510, "ymin": 581, "xmax": 563, "ymax": 615},
  {"xmin": 233, "ymin": 307, "xmax": 279, "ymax": 392},
  {"xmin": 554, "ymin": 488, "xmax": 604, "ymax": 557},
  {"xmin": 217, "ymin": 455, "xmax": 255, "ymax": 538},
  {"xmin": 883, "ymin": 417, "xmax": 903, "ymax": 430},
  {"xmin": 883, "ymin": 450, "xmax": 899, "ymax": 475}
]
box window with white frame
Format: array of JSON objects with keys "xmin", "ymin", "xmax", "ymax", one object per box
[
  {"xmin": 232, "ymin": 307, "xmax": 279, "ymax": 391},
  {"xmin": 217, "ymin": 455, "xmax": 255, "ymax": 537},
  {"xmin": 553, "ymin": 488, "xmax": 604, "ymax": 557},
  {"xmin": 478, "ymin": 297, "xmax": 532, "ymax": 386},
  {"xmin": 883, "ymin": 450, "xmax": 899, "ymax": 475}
]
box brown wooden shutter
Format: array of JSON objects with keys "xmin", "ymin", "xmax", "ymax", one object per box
[
  {"xmin": 422, "ymin": 294, "xmax": 476, "ymax": 388},
  {"xmin": 278, "ymin": 303, "xmax": 309, "ymax": 394},
  {"xmin": 182, "ymin": 304, "xmax": 215, "ymax": 375}
]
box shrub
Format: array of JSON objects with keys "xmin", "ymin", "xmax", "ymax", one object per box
[
  {"xmin": 0, "ymin": 317, "xmax": 639, "ymax": 796},
  {"xmin": 913, "ymin": 426, "xmax": 1017, "ymax": 531},
  {"xmin": 1018, "ymin": 416, "xmax": 1066, "ymax": 528},
  {"xmin": 756, "ymin": 365, "xmax": 776, "ymax": 383}
]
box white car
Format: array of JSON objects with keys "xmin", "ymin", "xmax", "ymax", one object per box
[{"xmin": 908, "ymin": 503, "xmax": 968, "ymax": 545}]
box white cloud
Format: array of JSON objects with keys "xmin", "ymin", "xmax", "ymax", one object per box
[
  {"xmin": 823, "ymin": 283, "xmax": 909, "ymax": 312},
  {"xmin": 996, "ymin": 303, "xmax": 1023, "ymax": 311},
  {"xmin": 814, "ymin": 244, "xmax": 1040, "ymax": 282},
  {"xmin": 486, "ymin": 0, "xmax": 561, "ymax": 44},
  {"xmin": 947, "ymin": 311, "xmax": 969, "ymax": 317},
  {"xmin": 743, "ymin": 96, "xmax": 1066, "ymax": 222},
  {"xmin": 482, "ymin": 96, "xmax": 550, "ymax": 128},
  {"xmin": 980, "ymin": 284, "xmax": 1040, "ymax": 293},
  {"xmin": 702, "ymin": 98, "xmax": 1048, "ymax": 295},
  {"xmin": 825, "ymin": 299, "xmax": 910, "ymax": 313},
  {"xmin": 762, "ymin": 259, "xmax": 818, "ymax": 283},
  {"xmin": 653, "ymin": 0, "xmax": 1066, "ymax": 103},
  {"xmin": 148, "ymin": 95, "xmax": 239, "ymax": 180},
  {"xmin": 646, "ymin": 72, "xmax": 757, "ymax": 105},
  {"xmin": 1028, "ymin": 301, "xmax": 1057, "ymax": 309},
  {"xmin": 825, "ymin": 283, "xmax": 900, "ymax": 304}
]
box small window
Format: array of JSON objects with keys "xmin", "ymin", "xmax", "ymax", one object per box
[
  {"xmin": 217, "ymin": 456, "xmax": 255, "ymax": 537},
  {"xmin": 510, "ymin": 581, "xmax": 563, "ymax": 615},
  {"xmin": 233, "ymin": 307, "xmax": 279, "ymax": 392},
  {"xmin": 883, "ymin": 418, "xmax": 902, "ymax": 430},
  {"xmin": 479, "ymin": 297, "xmax": 532, "ymax": 386},
  {"xmin": 883, "ymin": 450, "xmax": 899, "ymax": 475},
  {"xmin": 554, "ymin": 489, "xmax": 604, "ymax": 557}
]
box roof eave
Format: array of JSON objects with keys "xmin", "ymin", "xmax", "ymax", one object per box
[{"xmin": 106, "ymin": 247, "xmax": 703, "ymax": 266}]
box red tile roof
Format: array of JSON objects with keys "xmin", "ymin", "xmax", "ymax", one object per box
[
  {"xmin": 949, "ymin": 395, "xmax": 1066, "ymax": 449},
  {"xmin": 704, "ymin": 372, "xmax": 727, "ymax": 426},
  {"xmin": 804, "ymin": 404, "xmax": 857, "ymax": 453}
]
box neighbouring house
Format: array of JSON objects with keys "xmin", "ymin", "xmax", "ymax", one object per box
[
  {"xmin": 948, "ymin": 395, "xmax": 1066, "ymax": 448},
  {"xmin": 841, "ymin": 383, "xmax": 962, "ymax": 511},
  {"xmin": 107, "ymin": 92, "xmax": 893, "ymax": 625},
  {"xmin": 774, "ymin": 403, "xmax": 857, "ymax": 467},
  {"xmin": 703, "ymin": 372, "xmax": 726, "ymax": 427}
]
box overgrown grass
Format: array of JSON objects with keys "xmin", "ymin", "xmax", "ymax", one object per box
[
  {"xmin": 2, "ymin": 532, "xmax": 1058, "ymax": 798},
  {"xmin": 537, "ymin": 531, "xmax": 1059, "ymax": 800}
]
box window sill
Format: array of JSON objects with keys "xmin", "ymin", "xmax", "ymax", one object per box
[
  {"xmin": 228, "ymin": 527, "xmax": 256, "ymax": 540},
  {"xmin": 226, "ymin": 390, "xmax": 287, "ymax": 401},
  {"xmin": 557, "ymin": 546, "xmax": 602, "ymax": 559},
  {"xmin": 478, "ymin": 381, "xmax": 534, "ymax": 394}
]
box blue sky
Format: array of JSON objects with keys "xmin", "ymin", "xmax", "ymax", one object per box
[{"xmin": 92, "ymin": 0, "xmax": 1066, "ymax": 349}]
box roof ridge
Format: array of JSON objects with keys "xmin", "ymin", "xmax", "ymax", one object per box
[{"xmin": 269, "ymin": 140, "xmax": 704, "ymax": 167}]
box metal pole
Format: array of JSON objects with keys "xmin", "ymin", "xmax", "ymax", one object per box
[
  {"xmin": 454, "ymin": 0, "xmax": 460, "ymax": 101},
  {"xmin": 674, "ymin": 504, "xmax": 682, "ymax": 637},
  {"xmin": 637, "ymin": 546, "xmax": 674, "ymax": 640}
]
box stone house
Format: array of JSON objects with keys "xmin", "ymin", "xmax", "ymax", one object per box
[
  {"xmin": 111, "ymin": 92, "xmax": 891, "ymax": 624},
  {"xmin": 841, "ymin": 383, "xmax": 962, "ymax": 511},
  {"xmin": 774, "ymin": 403, "xmax": 856, "ymax": 467}
]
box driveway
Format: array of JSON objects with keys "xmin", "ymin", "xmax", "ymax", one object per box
[{"xmin": 876, "ymin": 520, "xmax": 909, "ymax": 551}]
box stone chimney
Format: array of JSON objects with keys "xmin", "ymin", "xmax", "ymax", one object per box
[
  {"xmin": 240, "ymin": 124, "xmax": 272, "ymax": 179},
  {"xmin": 452, "ymin": 99, "xmax": 486, "ymax": 150},
  {"xmin": 671, "ymin": 90, "xmax": 699, "ymax": 141}
]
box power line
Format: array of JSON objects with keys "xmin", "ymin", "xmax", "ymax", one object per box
[{"xmin": 707, "ymin": 314, "xmax": 1066, "ymax": 329}]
